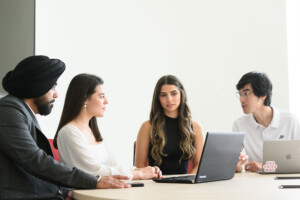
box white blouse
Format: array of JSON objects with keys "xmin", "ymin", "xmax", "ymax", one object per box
[{"xmin": 57, "ymin": 124, "xmax": 134, "ymax": 179}]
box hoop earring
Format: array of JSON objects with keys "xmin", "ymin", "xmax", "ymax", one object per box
[{"xmin": 84, "ymin": 104, "xmax": 87, "ymax": 112}]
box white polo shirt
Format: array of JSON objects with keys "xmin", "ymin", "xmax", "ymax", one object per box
[{"xmin": 232, "ymin": 107, "xmax": 300, "ymax": 163}]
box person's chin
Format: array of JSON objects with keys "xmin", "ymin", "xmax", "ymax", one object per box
[
  {"xmin": 242, "ymin": 108, "xmax": 250, "ymax": 114},
  {"xmin": 97, "ymin": 113, "xmax": 104, "ymax": 118},
  {"xmin": 164, "ymin": 106, "xmax": 176, "ymax": 111}
]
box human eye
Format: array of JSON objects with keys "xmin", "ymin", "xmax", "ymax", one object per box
[
  {"xmin": 99, "ymin": 94, "xmax": 105, "ymax": 99},
  {"xmin": 171, "ymin": 92, "xmax": 178, "ymax": 96},
  {"xmin": 159, "ymin": 93, "xmax": 166, "ymax": 97},
  {"xmin": 244, "ymin": 92, "xmax": 250, "ymax": 96}
]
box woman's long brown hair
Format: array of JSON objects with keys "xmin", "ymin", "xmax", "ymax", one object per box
[
  {"xmin": 53, "ymin": 73, "xmax": 103, "ymax": 149},
  {"xmin": 150, "ymin": 75, "xmax": 195, "ymax": 165}
]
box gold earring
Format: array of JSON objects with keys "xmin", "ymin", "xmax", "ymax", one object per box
[{"xmin": 84, "ymin": 104, "xmax": 87, "ymax": 112}]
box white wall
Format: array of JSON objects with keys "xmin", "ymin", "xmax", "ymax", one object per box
[
  {"xmin": 286, "ymin": 0, "xmax": 300, "ymax": 118},
  {"xmin": 35, "ymin": 0, "xmax": 289, "ymax": 166}
]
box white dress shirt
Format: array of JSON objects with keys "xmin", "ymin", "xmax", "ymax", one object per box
[
  {"xmin": 233, "ymin": 107, "xmax": 300, "ymax": 163},
  {"xmin": 57, "ymin": 124, "xmax": 134, "ymax": 179}
]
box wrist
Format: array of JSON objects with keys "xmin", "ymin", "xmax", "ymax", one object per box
[
  {"xmin": 95, "ymin": 176, "xmax": 102, "ymax": 189},
  {"xmin": 236, "ymin": 166, "xmax": 243, "ymax": 173},
  {"xmin": 132, "ymin": 170, "xmax": 142, "ymax": 180}
]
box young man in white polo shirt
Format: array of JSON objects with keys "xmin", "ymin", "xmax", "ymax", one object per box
[{"xmin": 233, "ymin": 72, "xmax": 300, "ymax": 172}]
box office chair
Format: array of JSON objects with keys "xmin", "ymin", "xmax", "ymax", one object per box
[{"xmin": 48, "ymin": 139, "xmax": 60, "ymax": 162}]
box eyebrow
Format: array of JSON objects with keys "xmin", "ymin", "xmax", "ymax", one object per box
[
  {"xmin": 242, "ymin": 89, "xmax": 251, "ymax": 92},
  {"xmin": 160, "ymin": 90, "xmax": 178, "ymax": 94}
]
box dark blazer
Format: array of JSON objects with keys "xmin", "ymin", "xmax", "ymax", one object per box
[{"xmin": 0, "ymin": 95, "xmax": 97, "ymax": 199}]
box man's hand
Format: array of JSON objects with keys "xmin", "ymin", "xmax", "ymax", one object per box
[
  {"xmin": 236, "ymin": 153, "xmax": 248, "ymax": 172},
  {"xmin": 96, "ymin": 175, "xmax": 131, "ymax": 189},
  {"xmin": 66, "ymin": 191, "xmax": 73, "ymax": 200},
  {"xmin": 245, "ymin": 161, "xmax": 262, "ymax": 172}
]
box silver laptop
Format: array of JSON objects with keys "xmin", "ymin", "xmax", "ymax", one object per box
[
  {"xmin": 153, "ymin": 132, "xmax": 245, "ymax": 183},
  {"xmin": 261, "ymin": 140, "xmax": 300, "ymax": 174}
]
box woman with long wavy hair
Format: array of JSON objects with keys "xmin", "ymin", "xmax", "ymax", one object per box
[
  {"xmin": 135, "ymin": 75, "xmax": 203, "ymax": 174},
  {"xmin": 54, "ymin": 73, "xmax": 162, "ymax": 180}
]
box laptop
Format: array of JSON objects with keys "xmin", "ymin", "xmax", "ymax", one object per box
[
  {"xmin": 153, "ymin": 131, "xmax": 245, "ymax": 183},
  {"xmin": 260, "ymin": 140, "xmax": 300, "ymax": 174}
]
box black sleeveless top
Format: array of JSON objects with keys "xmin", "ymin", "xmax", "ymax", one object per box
[{"xmin": 148, "ymin": 115, "xmax": 189, "ymax": 175}]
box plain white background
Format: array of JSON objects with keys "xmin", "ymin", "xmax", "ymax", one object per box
[
  {"xmin": 286, "ymin": 0, "xmax": 300, "ymax": 118},
  {"xmin": 36, "ymin": 0, "xmax": 290, "ymax": 166}
]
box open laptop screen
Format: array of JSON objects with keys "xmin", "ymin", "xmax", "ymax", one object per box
[
  {"xmin": 194, "ymin": 132, "xmax": 245, "ymax": 183},
  {"xmin": 153, "ymin": 131, "xmax": 245, "ymax": 184},
  {"xmin": 262, "ymin": 140, "xmax": 300, "ymax": 174}
]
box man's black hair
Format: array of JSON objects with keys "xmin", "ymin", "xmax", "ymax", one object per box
[{"xmin": 236, "ymin": 71, "xmax": 272, "ymax": 106}]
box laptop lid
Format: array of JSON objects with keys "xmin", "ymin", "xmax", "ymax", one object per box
[
  {"xmin": 194, "ymin": 132, "xmax": 245, "ymax": 183},
  {"xmin": 262, "ymin": 140, "xmax": 300, "ymax": 174}
]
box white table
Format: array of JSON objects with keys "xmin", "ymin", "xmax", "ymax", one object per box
[{"xmin": 73, "ymin": 173, "xmax": 300, "ymax": 200}]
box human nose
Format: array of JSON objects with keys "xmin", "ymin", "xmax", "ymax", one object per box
[
  {"xmin": 240, "ymin": 95, "xmax": 246, "ymax": 103},
  {"xmin": 53, "ymin": 88, "xmax": 58, "ymax": 98},
  {"xmin": 167, "ymin": 94, "xmax": 172, "ymax": 101},
  {"xmin": 104, "ymin": 97, "xmax": 108, "ymax": 104}
]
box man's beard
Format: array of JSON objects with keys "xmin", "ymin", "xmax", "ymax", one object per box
[{"xmin": 34, "ymin": 96, "xmax": 55, "ymax": 116}]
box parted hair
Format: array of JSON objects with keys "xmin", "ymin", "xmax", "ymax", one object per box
[
  {"xmin": 53, "ymin": 73, "xmax": 103, "ymax": 149},
  {"xmin": 149, "ymin": 75, "xmax": 196, "ymax": 165}
]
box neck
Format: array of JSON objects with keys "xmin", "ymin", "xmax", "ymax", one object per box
[
  {"xmin": 164, "ymin": 110, "xmax": 178, "ymax": 118},
  {"xmin": 72, "ymin": 110, "xmax": 93, "ymax": 128},
  {"xmin": 252, "ymin": 106, "xmax": 273, "ymax": 128},
  {"xmin": 24, "ymin": 99, "xmax": 38, "ymax": 114}
]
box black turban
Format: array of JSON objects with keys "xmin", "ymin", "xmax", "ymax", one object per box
[{"xmin": 2, "ymin": 55, "xmax": 66, "ymax": 98}]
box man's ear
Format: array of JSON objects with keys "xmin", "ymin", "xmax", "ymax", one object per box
[{"xmin": 260, "ymin": 95, "xmax": 267, "ymax": 104}]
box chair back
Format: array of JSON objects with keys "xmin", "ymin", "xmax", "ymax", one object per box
[{"xmin": 48, "ymin": 139, "xmax": 60, "ymax": 162}]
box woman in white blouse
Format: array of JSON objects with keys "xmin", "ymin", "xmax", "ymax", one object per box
[{"xmin": 53, "ymin": 73, "xmax": 162, "ymax": 180}]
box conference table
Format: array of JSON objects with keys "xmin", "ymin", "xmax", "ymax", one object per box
[{"xmin": 73, "ymin": 173, "xmax": 300, "ymax": 200}]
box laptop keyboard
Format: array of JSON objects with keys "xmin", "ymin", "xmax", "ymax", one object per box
[{"xmin": 153, "ymin": 175, "xmax": 196, "ymax": 183}]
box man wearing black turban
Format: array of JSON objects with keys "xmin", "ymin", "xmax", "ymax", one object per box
[{"xmin": 0, "ymin": 56, "xmax": 130, "ymax": 200}]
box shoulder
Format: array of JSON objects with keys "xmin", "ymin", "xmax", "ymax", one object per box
[
  {"xmin": 138, "ymin": 120, "xmax": 152, "ymax": 137},
  {"xmin": 275, "ymin": 109, "xmax": 300, "ymax": 126},
  {"xmin": 192, "ymin": 120, "xmax": 203, "ymax": 135},
  {"xmin": 232, "ymin": 114, "xmax": 254, "ymax": 132},
  {"xmin": 58, "ymin": 124, "xmax": 82, "ymax": 139},
  {"xmin": 192, "ymin": 120, "xmax": 202, "ymax": 130},
  {"xmin": 140, "ymin": 120, "xmax": 152, "ymax": 130},
  {"xmin": 277, "ymin": 108, "xmax": 297, "ymax": 119},
  {"xmin": 234, "ymin": 114, "xmax": 252, "ymax": 124},
  {"xmin": 0, "ymin": 95, "xmax": 32, "ymax": 126},
  {"xmin": 0, "ymin": 95, "xmax": 27, "ymax": 110}
]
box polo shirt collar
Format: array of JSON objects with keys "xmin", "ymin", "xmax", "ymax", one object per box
[
  {"xmin": 269, "ymin": 106, "xmax": 280, "ymax": 128},
  {"xmin": 249, "ymin": 106, "xmax": 280, "ymax": 129},
  {"xmin": 249, "ymin": 113, "xmax": 260, "ymax": 129}
]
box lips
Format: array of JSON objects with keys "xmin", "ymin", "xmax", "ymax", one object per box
[{"xmin": 48, "ymin": 99, "xmax": 55, "ymax": 106}]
